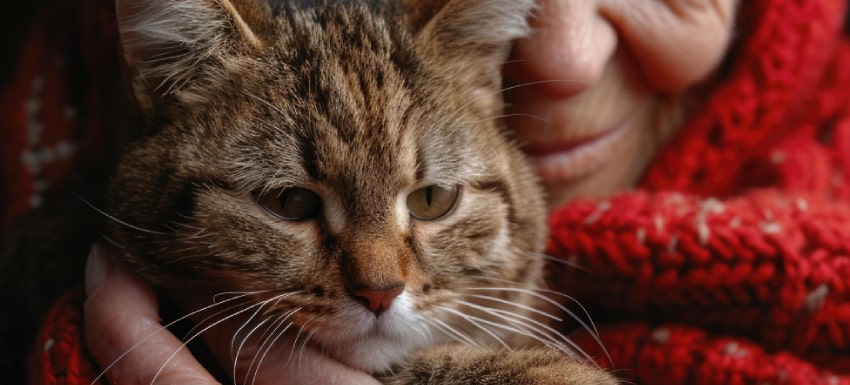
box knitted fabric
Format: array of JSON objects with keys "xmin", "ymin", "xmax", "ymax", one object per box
[
  {"xmin": 13, "ymin": 0, "xmax": 850, "ymax": 384},
  {"xmin": 551, "ymin": 191, "xmax": 850, "ymax": 383},
  {"xmin": 27, "ymin": 289, "xmax": 99, "ymax": 385},
  {"xmin": 0, "ymin": 0, "xmax": 120, "ymax": 234},
  {"xmin": 547, "ymin": 0, "xmax": 850, "ymax": 383}
]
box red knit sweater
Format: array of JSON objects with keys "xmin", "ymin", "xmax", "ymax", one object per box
[
  {"xmin": 549, "ymin": 0, "xmax": 850, "ymax": 383},
  {"xmin": 12, "ymin": 0, "xmax": 850, "ymax": 384}
]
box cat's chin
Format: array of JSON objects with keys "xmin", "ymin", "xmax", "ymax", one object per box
[
  {"xmin": 309, "ymin": 293, "xmax": 434, "ymax": 373},
  {"xmin": 322, "ymin": 332, "xmax": 426, "ymax": 373}
]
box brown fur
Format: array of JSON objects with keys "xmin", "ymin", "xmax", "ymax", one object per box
[{"xmin": 107, "ymin": 0, "xmax": 618, "ymax": 383}]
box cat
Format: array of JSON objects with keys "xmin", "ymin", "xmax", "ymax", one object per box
[{"xmin": 104, "ymin": 0, "xmax": 617, "ymax": 383}]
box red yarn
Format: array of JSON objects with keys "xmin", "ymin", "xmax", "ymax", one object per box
[
  {"xmin": 570, "ymin": 324, "xmax": 850, "ymax": 385},
  {"xmin": 546, "ymin": 0, "xmax": 850, "ymax": 383},
  {"xmin": 643, "ymin": 0, "xmax": 848, "ymax": 198},
  {"xmin": 550, "ymin": 191, "xmax": 850, "ymax": 382},
  {"xmin": 14, "ymin": 0, "xmax": 850, "ymax": 384},
  {"xmin": 27, "ymin": 289, "xmax": 102, "ymax": 385}
]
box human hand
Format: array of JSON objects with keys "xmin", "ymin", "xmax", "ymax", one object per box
[{"xmin": 83, "ymin": 243, "xmax": 381, "ymax": 385}]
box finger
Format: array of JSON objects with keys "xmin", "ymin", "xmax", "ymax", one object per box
[
  {"xmin": 599, "ymin": 0, "xmax": 738, "ymax": 91},
  {"xmin": 84, "ymin": 243, "xmax": 220, "ymax": 385}
]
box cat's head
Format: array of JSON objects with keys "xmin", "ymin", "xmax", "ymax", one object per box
[{"xmin": 108, "ymin": 0, "xmax": 545, "ymax": 372}]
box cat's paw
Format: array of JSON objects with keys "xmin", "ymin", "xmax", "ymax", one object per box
[
  {"xmin": 379, "ymin": 345, "xmax": 618, "ymax": 385},
  {"xmin": 521, "ymin": 356, "xmax": 618, "ymax": 385}
]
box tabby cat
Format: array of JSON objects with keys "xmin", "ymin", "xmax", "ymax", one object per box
[{"xmin": 105, "ymin": 0, "xmax": 617, "ymax": 383}]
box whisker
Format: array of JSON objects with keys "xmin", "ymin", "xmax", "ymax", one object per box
[
  {"xmin": 287, "ymin": 315, "xmax": 318, "ymax": 366},
  {"xmin": 98, "ymin": 235, "xmax": 125, "ymax": 249},
  {"xmin": 424, "ymin": 316, "xmax": 483, "ymax": 349},
  {"xmin": 529, "ymin": 251, "xmax": 589, "ymax": 271},
  {"xmin": 75, "ymin": 194, "xmax": 167, "ymax": 236},
  {"xmin": 245, "ymin": 314, "xmax": 289, "ymax": 385},
  {"xmin": 230, "ymin": 291, "xmax": 300, "ymax": 384},
  {"xmin": 472, "ymin": 113, "xmax": 549, "ymax": 125},
  {"xmin": 446, "ymin": 79, "xmax": 590, "ymax": 131},
  {"xmin": 241, "ymin": 315, "xmax": 287, "ymax": 385},
  {"xmin": 477, "ymin": 278, "xmax": 607, "ymax": 347},
  {"xmin": 182, "ymin": 299, "xmax": 256, "ymax": 343},
  {"xmin": 150, "ymin": 297, "xmax": 274, "ymax": 385},
  {"xmin": 181, "ymin": 291, "xmax": 295, "ymax": 352},
  {"xmin": 412, "ymin": 315, "xmax": 435, "ymax": 346},
  {"xmin": 436, "ymin": 305, "xmax": 512, "ymax": 351},
  {"xmin": 295, "ymin": 326, "xmax": 319, "ymax": 382},
  {"xmin": 232, "ymin": 316, "xmax": 274, "ymax": 385},
  {"xmin": 228, "ymin": 291, "xmax": 299, "ymax": 352},
  {"xmin": 465, "ymin": 294, "xmax": 561, "ymax": 322},
  {"xmin": 454, "ymin": 299, "xmax": 598, "ymax": 366},
  {"xmin": 469, "ymin": 276, "xmax": 599, "ymax": 333},
  {"xmin": 245, "ymin": 308, "xmax": 301, "ymax": 385},
  {"xmin": 464, "ymin": 285, "xmax": 613, "ymax": 368},
  {"xmin": 214, "ymin": 290, "xmax": 272, "ymax": 303},
  {"xmin": 499, "ymin": 79, "xmax": 591, "ymax": 94},
  {"xmin": 442, "ymin": 301, "xmax": 597, "ymax": 366},
  {"xmin": 89, "ymin": 291, "xmax": 261, "ymax": 385}
]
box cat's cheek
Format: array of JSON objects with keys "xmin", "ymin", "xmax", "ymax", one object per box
[{"xmin": 184, "ymin": 189, "xmax": 324, "ymax": 282}]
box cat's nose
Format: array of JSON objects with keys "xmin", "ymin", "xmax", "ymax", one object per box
[{"xmin": 351, "ymin": 284, "xmax": 405, "ymax": 316}]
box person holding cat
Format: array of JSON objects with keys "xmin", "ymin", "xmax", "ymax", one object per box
[{"xmin": 22, "ymin": 0, "xmax": 850, "ymax": 384}]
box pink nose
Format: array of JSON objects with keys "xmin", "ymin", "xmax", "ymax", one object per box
[{"xmin": 352, "ymin": 285, "xmax": 404, "ymax": 316}]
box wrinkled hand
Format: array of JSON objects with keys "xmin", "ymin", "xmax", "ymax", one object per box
[{"xmin": 84, "ymin": 243, "xmax": 381, "ymax": 385}]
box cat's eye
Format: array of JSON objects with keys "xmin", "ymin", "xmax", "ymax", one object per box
[
  {"xmin": 407, "ymin": 185, "xmax": 460, "ymax": 220},
  {"xmin": 256, "ymin": 187, "xmax": 321, "ymax": 221}
]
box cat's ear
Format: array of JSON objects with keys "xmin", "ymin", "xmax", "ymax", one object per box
[
  {"xmin": 412, "ymin": 0, "xmax": 536, "ymax": 62},
  {"xmin": 407, "ymin": 0, "xmax": 536, "ymax": 110},
  {"xmin": 114, "ymin": 0, "xmax": 266, "ymax": 111}
]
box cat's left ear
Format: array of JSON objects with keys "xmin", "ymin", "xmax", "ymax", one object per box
[
  {"xmin": 114, "ymin": 0, "xmax": 268, "ymax": 111},
  {"xmin": 409, "ymin": 0, "xmax": 536, "ymax": 64},
  {"xmin": 410, "ymin": 0, "xmax": 536, "ymax": 103},
  {"xmin": 420, "ymin": 0, "xmax": 536, "ymax": 56}
]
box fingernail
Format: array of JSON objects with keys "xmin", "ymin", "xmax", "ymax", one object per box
[{"xmin": 85, "ymin": 243, "xmax": 109, "ymax": 296}]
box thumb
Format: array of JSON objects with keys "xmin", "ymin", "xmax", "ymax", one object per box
[{"xmin": 84, "ymin": 243, "xmax": 221, "ymax": 385}]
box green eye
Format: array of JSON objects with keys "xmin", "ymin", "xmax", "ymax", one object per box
[
  {"xmin": 257, "ymin": 187, "xmax": 321, "ymax": 221},
  {"xmin": 407, "ymin": 185, "xmax": 460, "ymax": 220}
]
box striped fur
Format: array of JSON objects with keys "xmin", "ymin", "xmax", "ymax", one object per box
[{"xmin": 107, "ymin": 0, "xmax": 616, "ymax": 383}]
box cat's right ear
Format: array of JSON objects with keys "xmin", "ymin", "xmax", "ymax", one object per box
[{"xmin": 114, "ymin": 0, "xmax": 267, "ymax": 112}]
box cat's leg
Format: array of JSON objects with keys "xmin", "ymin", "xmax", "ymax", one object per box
[{"xmin": 377, "ymin": 344, "xmax": 618, "ymax": 385}]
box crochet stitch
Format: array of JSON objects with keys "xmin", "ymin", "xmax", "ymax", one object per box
[{"xmin": 9, "ymin": 0, "xmax": 850, "ymax": 383}]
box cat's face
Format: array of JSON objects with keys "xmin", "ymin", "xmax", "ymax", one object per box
[{"xmin": 108, "ymin": 0, "xmax": 544, "ymax": 372}]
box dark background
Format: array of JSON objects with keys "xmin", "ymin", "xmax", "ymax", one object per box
[
  {"xmin": 1, "ymin": 2, "xmax": 46, "ymax": 88},
  {"xmin": 1, "ymin": 1, "xmax": 109, "ymax": 383}
]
